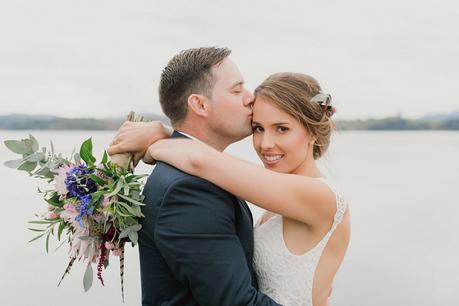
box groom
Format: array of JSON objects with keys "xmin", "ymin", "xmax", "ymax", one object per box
[{"xmin": 109, "ymin": 47, "xmax": 279, "ymax": 305}]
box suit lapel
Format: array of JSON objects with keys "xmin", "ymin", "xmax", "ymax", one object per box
[{"xmin": 237, "ymin": 198, "xmax": 253, "ymax": 226}]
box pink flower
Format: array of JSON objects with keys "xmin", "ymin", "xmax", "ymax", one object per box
[
  {"xmin": 105, "ymin": 241, "xmax": 115, "ymax": 250},
  {"xmin": 101, "ymin": 195, "xmax": 111, "ymax": 208},
  {"xmin": 47, "ymin": 212, "xmax": 59, "ymax": 220},
  {"xmin": 63, "ymin": 204, "xmax": 77, "ymax": 213},
  {"xmin": 112, "ymin": 248, "xmax": 123, "ymax": 257},
  {"xmin": 54, "ymin": 164, "xmax": 72, "ymax": 196}
]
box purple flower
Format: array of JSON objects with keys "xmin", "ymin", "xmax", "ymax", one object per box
[
  {"xmin": 75, "ymin": 194, "xmax": 94, "ymax": 227},
  {"xmin": 64, "ymin": 164, "xmax": 97, "ymax": 198}
]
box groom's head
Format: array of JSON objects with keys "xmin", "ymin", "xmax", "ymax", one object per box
[{"xmin": 159, "ymin": 47, "xmax": 254, "ymax": 148}]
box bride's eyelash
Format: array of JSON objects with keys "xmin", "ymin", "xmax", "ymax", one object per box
[
  {"xmin": 252, "ymin": 126, "xmax": 263, "ymax": 132},
  {"xmin": 277, "ymin": 126, "xmax": 289, "ymax": 132}
]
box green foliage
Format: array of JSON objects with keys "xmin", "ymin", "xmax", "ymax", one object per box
[{"xmin": 79, "ymin": 138, "xmax": 96, "ymax": 166}]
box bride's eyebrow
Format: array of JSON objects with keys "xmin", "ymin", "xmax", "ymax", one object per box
[{"xmin": 251, "ymin": 122, "xmax": 291, "ymax": 126}]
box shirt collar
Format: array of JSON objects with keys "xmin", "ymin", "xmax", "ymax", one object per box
[{"xmin": 176, "ymin": 131, "xmax": 205, "ymax": 144}]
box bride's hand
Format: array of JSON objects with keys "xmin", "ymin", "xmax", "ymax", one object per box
[{"xmin": 107, "ymin": 121, "xmax": 172, "ymax": 166}]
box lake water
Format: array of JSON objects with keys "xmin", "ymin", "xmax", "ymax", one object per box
[{"xmin": 0, "ymin": 130, "xmax": 458, "ymax": 306}]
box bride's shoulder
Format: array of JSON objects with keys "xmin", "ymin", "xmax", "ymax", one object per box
[{"xmin": 316, "ymin": 177, "xmax": 349, "ymax": 216}]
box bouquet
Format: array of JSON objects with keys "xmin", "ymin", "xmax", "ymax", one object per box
[{"xmin": 3, "ymin": 112, "xmax": 148, "ymax": 301}]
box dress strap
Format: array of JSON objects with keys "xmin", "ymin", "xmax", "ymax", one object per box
[{"xmin": 317, "ymin": 178, "xmax": 347, "ymax": 228}]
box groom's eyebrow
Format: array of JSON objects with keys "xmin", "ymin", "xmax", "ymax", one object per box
[{"xmin": 230, "ymin": 81, "xmax": 244, "ymax": 88}]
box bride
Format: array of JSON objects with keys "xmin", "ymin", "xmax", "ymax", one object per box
[{"xmin": 109, "ymin": 72, "xmax": 350, "ymax": 306}]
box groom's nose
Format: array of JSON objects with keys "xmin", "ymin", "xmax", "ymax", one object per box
[{"xmin": 242, "ymin": 89, "xmax": 254, "ymax": 107}]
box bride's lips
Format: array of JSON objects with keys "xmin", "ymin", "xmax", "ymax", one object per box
[{"xmin": 261, "ymin": 153, "xmax": 284, "ymax": 166}]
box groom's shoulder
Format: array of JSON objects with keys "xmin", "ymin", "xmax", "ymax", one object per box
[{"xmin": 149, "ymin": 161, "xmax": 231, "ymax": 197}]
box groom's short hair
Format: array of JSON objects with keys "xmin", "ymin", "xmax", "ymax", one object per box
[{"xmin": 159, "ymin": 47, "xmax": 231, "ymax": 126}]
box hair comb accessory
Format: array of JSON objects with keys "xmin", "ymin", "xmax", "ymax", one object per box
[{"xmin": 310, "ymin": 92, "xmax": 336, "ymax": 116}]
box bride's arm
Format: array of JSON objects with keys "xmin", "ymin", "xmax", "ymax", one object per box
[
  {"xmin": 107, "ymin": 121, "xmax": 173, "ymax": 165},
  {"xmin": 147, "ymin": 139, "xmax": 336, "ymax": 226}
]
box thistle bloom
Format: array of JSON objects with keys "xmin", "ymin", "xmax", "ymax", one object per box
[{"xmin": 64, "ymin": 164, "xmax": 97, "ymax": 198}]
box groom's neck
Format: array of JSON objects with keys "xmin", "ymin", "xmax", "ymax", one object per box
[{"xmin": 175, "ymin": 124, "xmax": 230, "ymax": 152}]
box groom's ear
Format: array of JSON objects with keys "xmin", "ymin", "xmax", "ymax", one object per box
[{"xmin": 187, "ymin": 94, "xmax": 210, "ymax": 118}]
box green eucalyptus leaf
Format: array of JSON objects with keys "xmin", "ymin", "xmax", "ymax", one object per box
[
  {"xmin": 29, "ymin": 134, "xmax": 39, "ymax": 152},
  {"xmin": 128, "ymin": 231, "xmax": 138, "ymax": 244},
  {"xmin": 83, "ymin": 264, "xmax": 93, "ymax": 292},
  {"xmin": 129, "ymin": 224, "xmax": 142, "ymax": 232},
  {"xmin": 74, "ymin": 152, "xmax": 81, "ymax": 164},
  {"xmin": 24, "ymin": 152, "xmax": 46, "ymax": 162},
  {"xmin": 118, "ymin": 194, "xmax": 145, "ymax": 206},
  {"xmin": 119, "ymin": 228, "xmax": 130, "ymax": 239},
  {"xmin": 45, "ymin": 232, "xmax": 50, "ymax": 253},
  {"xmin": 17, "ymin": 161, "xmax": 37, "ymax": 172},
  {"xmin": 29, "ymin": 220, "xmax": 56, "ymax": 224},
  {"xmin": 4, "ymin": 140, "xmax": 29, "ymax": 154},
  {"xmin": 28, "ymin": 233, "xmax": 45, "ymax": 243},
  {"xmin": 108, "ymin": 179, "xmax": 123, "ymax": 197},
  {"xmin": 28, "ymin": 228, "xmax": 46, "ymax": 232},
  {"xmin": 57, "ymin": 222, "xmax": 65, "ymax": 241},
  {"xmin": 3, "ymin": 158, "xmax": 24, "ymax": 168},
  {"xmin": 117, "ymin": 201, "xmax": 139, "ymax": 217},
  {"xmin": 34, "ymin": 166, "xmax": 51, "ymax": 177}
]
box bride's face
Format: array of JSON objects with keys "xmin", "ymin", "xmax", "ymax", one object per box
[{"xmin": 251, "ymin": 96, "xmax": 314, "ymax": 174}]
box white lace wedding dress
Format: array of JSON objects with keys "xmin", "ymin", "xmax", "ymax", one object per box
[{"xmin": 253, "ymin": 178, "xmax": 348, "ymax": 306}]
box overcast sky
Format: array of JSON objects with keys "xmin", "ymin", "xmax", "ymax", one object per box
[{"xmin": 0, "ymin": 0, "xmax": 457, "ymax": 120}]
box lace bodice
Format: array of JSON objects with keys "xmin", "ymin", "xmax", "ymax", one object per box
[{"xmin": 253, "ymin": 178, "xmax": 347, "ymax": 306}]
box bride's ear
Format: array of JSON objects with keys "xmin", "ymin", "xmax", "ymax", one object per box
[{"xmin": 187, "ymin": 94, "xmax": 210, "ymax": 118}]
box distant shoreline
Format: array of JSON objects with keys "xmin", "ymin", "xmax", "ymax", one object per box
[{"xmin": 1, "ymin": 114, "xmax": 458, "ymax": 131}]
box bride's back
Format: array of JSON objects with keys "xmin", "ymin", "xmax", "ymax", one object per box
[{"xmin": 310, "ymin": 209, "xmax": 350, "ymax": 306}]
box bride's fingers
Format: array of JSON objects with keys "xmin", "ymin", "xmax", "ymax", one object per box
[
  {"xmin": 107, "ymin": 143, "xmax": 123, "ymax": 156},
  {"xmin": 133, "ymin": 152, "xmax": 145, "ymax": 167},
  {"xmin": 142, "ymin": 149, "xmax": 156, "ymax": 165}
]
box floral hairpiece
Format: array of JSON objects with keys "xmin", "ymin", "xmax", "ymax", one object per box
[{"xmin": 310, "ymin": 92, "xmax": 336, "ymax": 116}]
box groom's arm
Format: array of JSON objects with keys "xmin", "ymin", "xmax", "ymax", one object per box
[{"xmin": 155, "ymin": 176, "xmax": 280, "ymax": 306}]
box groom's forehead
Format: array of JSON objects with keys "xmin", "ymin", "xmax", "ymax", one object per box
[{"xmin": 212, "ymin": 57, "xmax": 243, "ymax": 76}]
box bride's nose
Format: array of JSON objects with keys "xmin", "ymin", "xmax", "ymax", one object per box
[{"xmin": 260, "ymin": 133, "xmax": 276, "ymax": 150}]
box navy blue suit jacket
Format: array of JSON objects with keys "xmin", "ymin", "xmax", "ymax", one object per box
[{"xmin": 138, "ymin": 131, "xmax": 280, "ymax": 306}]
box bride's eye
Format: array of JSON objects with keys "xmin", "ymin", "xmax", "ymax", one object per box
[
  {"xmin": 252, "ymin": 126, "xmax": 263, "ymax": 133},
  {"xmin": 277, "ymin": 126, "xmax": 289, "ymax": 133}
]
